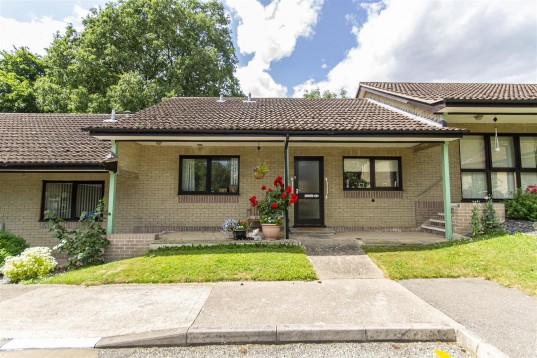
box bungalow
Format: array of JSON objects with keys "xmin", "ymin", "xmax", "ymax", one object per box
[{"xmin": 1, "ymin": 83, "xmax": 535, "ymax": 259}]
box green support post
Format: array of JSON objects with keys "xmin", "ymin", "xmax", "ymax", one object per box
[
  {"xmin": 442, "ymin": 141, "xmax": 453, "ymax": 240},
  {"xmin": 107, "ymin": 140, "xmax": 118, "ymax": 235}
]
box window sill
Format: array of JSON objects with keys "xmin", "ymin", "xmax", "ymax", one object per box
[
  {"xmin": 344, "ymin": 190, "xmax": 403, "ymax": 199},
  {"xmin": 178, "ymin": 195, "xmax": 240, "ymax": 204}
]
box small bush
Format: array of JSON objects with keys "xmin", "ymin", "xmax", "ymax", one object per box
[
  {"xmin": 0, "ymin": 248, "xmax": 11, "ymax": 267},
  {"xmin": 1, "ymin": 247, "xmax": 57, "ymax": 282},
  {"xmin": 482, "ymin": 198, "xmax": 499, "ymax": 231},
  {"xmin": 47, "ymin": 199, "xmax": 110, "ymax": 268},
  {"xmin": 506, "ymin": 188, "xmax": 537, "ymax": 221},
  {"xmin": 0, "ymin": 231, "xmax": 29, "ymax": 257},
  {"xmin": 471, "ymin": 205, "xmax": 482, "ymax": 237}
]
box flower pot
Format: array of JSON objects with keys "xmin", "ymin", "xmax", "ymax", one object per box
[
  {"xmin": 233, "ymin": 230, "xmax": 247, "ymax": 240},
  {"xmin": 261, "ymin": 223, "xmax": 281, "ymax": 241},
  {"xmin": 253, "ymin": 172, "xmax": 265, "ymax": 180}
]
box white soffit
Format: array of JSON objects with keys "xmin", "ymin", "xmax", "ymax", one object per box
[
  {"xmin": 438, "ymin": 106, "xmax": 537, "ymax": 114},
  {"xmin": 446, "ymin": 113, "xmax": 537, "ymax": 124},
  {"xmin": 137, "ymin": 141, "xmax": 420, "ymax": 147}
]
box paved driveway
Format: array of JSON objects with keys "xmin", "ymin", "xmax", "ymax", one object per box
[{"xmin": 401, "ymin": 278, "xmax": 537, "ymax": 358}]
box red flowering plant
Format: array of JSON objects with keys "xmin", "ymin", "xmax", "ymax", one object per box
[{"xmin": 249, "ymin": 176, "xmax": 298, "ymax": 225}]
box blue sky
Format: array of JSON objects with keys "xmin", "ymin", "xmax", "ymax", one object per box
[{"xmin": 1, "ymin": 0, "xmax": 536, "ymax": 97}]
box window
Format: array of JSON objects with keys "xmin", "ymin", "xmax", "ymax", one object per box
[
  {"xmin": 460, "ymin": 135, "xmax": 537, "ymax": 200},
  {"xmin": 41, "ymin": 181, "xmax": 104, "ymax": 220},
  {"xmin": 343, "ymin": 157, "xmax": 401, "ymax": 190},
  {"xmin": 179, "ymin": 156, "xmax": 239, "ymax": 195}
]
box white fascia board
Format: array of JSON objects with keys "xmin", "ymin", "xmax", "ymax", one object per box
[{"xmin": 367, "ymin": 98, "xmax": 443, "ymax": 128}]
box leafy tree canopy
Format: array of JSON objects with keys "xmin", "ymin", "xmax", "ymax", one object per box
[
  {"xmin": 0, "ymin": 47, "xmax": 45, "ymax": 112},
  {"xmin": 2, "ymin": 0, "xmax": 241, "ymax": 113},
  {"xmin": 303, "ymin": 88, "xmax": 348, "ymax": 99}
]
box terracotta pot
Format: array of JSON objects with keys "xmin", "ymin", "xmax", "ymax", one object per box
[
  {"xmin": 254, "ymin": 172, "xmax": 265, "ymax": 179},
  {"xmin": 261, "ymin": 223, "xmax": 281, "ymax": 241}
]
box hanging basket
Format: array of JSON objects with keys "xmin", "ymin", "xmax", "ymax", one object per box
[{"xmin": 253, "ymin": 172, "xmax": 265, "ymax": 180}]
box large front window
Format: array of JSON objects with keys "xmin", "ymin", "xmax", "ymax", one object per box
[
  {"xmin": 343, "ymin": 157, "xmax": 401, "ymax": 190},
  {"xmin": 41, "ymin": 181, "xmax": 104, "ymax": 220},
  {"xmin": 460, "ymin": 135, "xmax": 537, "ymax": 200},
  {"xmin": 179, "ymin": 156, "xmax": 239, "ymax": 194}
]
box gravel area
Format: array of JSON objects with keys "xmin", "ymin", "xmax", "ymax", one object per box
[
  {"xmin": 502, "ymin": 219, "xmax": 537, "ymax": 234},
  {"xmin": 98, "ymin": 342, "xmax": 469, "ymax": 358}
]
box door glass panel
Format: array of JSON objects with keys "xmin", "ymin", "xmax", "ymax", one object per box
[
  {"xmin": 460, "ymin": 135, "xmax": 486, "ymax": 169},
  {"xmin": 461, "ymin": 172, "xmax": 487, "ymax": 199},
  {"xmin": 520, "ymin": 173, "xmax": 537, "ymax": 191},
  {"xmin": 491, "ymin": 172, "xmax": 516, "ymax": 199},
  {"xmin": 520, "ymin": 137, "xmax": 537, "ymax": 168},
  {"xmin": 298, "ymin": 161, "xmax": 320, "ymax": 192},
  {"xmin": 375, "ymin": 159, "xmax": 399, "ymax": 188},
  {"xmin": 344, "ymin": 158, "xmax": 371, "ymax": 189},
  {"xmin": 297, "ymin": 199, "xmax": 320, "ymax": 219},
  {"xmin": 490, "ymin": 136, "xmax": 515, "ymax": 168}
]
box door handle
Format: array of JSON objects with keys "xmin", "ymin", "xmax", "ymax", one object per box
[{"xmin": 325, "ymin": 177, "xmax": 328, "ymax": 199}]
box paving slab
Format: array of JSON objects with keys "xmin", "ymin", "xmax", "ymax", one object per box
[
  {"xmin": 1, "ymin": 338, "xmax": 100, "ymax": 350},
  {"xmin": 0, "ymin": 349, "xmax": 99, "ymax": 358},
  {"xmin": 308, "ymin": 255, "xmax": 384, "ymax": 279},
  {"xmin": 191, "ymin": 279, "xmax": 456, "ymax": 328},
  {"xmin": 299, "ymin": 237, "xmax": 364, "ymax": 256},
  {"xmin": 401, "ymin": 278, "xmax": 537, "ymax": 358},
  {"xmin": 0, "ymin": 284, "xmax": 213, "ymax": 339}
]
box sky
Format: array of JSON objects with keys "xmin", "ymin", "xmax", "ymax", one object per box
[{"xmin": 0, "ymin": 0, "xmax": 536, "ymax": 98}]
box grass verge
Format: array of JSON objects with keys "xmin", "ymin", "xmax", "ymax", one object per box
[
  {"xmin": 365, "ymin": 232, "xmax": 537, "ymax": 296},
  {"xmin": 42, "ymin": 244, "xmax": 317, "ymax": 285}
]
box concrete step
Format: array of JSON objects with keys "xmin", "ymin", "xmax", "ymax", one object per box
[
  {"xmin": 438, "ymin": 212, "xmax": 444, "ymax": 217},
  {"xmin": 290, "ymin": 227, "xmax": 336, "ymax": 235},
  {"xmin": 429, "ymin": 219, "xmax": 446, "ymax": 225},
  {"xmin": 420, "ymin": 224, "xmax": 446, "ymax": 236}
]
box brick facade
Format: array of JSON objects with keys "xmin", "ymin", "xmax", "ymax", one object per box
[
  {"xmin": 104, "ymin": 233, "xmax": 157, "ymax": 261},
  {"xmin": 452, "ymin": 202, "xmax": 505, "ymax": 235}
]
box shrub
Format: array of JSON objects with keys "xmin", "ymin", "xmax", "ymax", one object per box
[
  {"xmin": 47, "ymin": 199, "xmax": 110, "ymax": 268},
  {"xmin": 1, "ymin": 247, "xmax": 57, "ymax": 282},
  {"xmin": 482, "ymin": 198, "xmax": 500, "ymax": 231},
  {"xmin": 506, "ymin": 188, "xmax": 537, "ymax": 221},
  {"xmin": 0, "ymin": 248, "xmax": 11, "ymax": 267},
  {"xmin": 471, "ymin": 205, "xmax": 482, "ymax": 237},
  {"xmin": 0, "ymin": 231, "xmax": 29, "ymax": 258}
]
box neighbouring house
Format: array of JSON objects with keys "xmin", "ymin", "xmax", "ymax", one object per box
[{"xmin": 1, "ymin": 83, "xmax": 535, "ymax": 260}]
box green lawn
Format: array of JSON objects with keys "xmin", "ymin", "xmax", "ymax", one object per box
[
  {"xmin": 365, "ymin": 233, "xmax": 537, "ymax": 296},
  {"xmin": 43, "ymin": 244, "xmax": 317, "ymax": 285}
]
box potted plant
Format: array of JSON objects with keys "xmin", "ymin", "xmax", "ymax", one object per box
[
  {"xmin": 233, "ymin": 221, "xmax": 248, "ymax": 240},
  {"xmin": 252, "ymin": 162, "xmax": 268, "ymax": 179},
  {"xmin": 249, "ymin": 176, "xmax": 298, "ymax": 241},
  {"xmin": 221, "ymin": 218, "xmax": 239, "ymax": 239}
]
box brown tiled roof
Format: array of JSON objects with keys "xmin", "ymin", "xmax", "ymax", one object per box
[
  {"xmin": 87, "ymin": 97, "xmax": 463, "ymax": 134},
  {"xmin": 0, "ymin": 113, "xmax": 113, "ymax": 168},
  {"xmin": 360, "ymin": 82, "xmax": 537, "ymax": 104}
]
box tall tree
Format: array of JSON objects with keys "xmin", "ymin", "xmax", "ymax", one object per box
[
  {"xmin": 36, "ymin": 0, "xmax": 242, "ymax": 113},
  {"xmin": 303, "ymin": 88, "xmax": 348, "ymax": 99},
  {"xmin": 0, "ymin": 47, "xmax": 45, "ymax": 112}
]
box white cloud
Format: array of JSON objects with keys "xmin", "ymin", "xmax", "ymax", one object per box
[
  {"xmin": 227, "ymin": 0, "xmax": 323, "ymax": 97},
  {"xmin": 293, "ymin": 0, "xmax": 537, "ymax": 97},
  {"xmin": 0, "ymin": 4, "xmax": 94, "ymax": 55},
  {"xmin": 321, "ymin": 63, "xmax": 328, "ymax": 69}
]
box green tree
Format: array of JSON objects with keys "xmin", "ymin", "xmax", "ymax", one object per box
[
  {"xmin": 36, "ymin": 0, "xmax": 241, "ymax": 113},
  {"xmin": 0, "ymin": 47, "xmax": 45, "ymax": 112},
  {"xmin": 303, "ymin": 87, "xmax": 348, "ymax": 99}
]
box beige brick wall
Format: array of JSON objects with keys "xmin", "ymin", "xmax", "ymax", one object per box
[
  {"xmin": 0, "ymin": 172, "xmax": 108, "ymax": 247},
  {"xmin": 452, "ymin": 202, "xmax": 505, "ymax": 235},
  {"xmin": 104, "ymin": 233, "xmax": 156, "ymax": 261},
  {"xmin": 112, "ymin": 143, "xmax": 457, "ymax": 232}
]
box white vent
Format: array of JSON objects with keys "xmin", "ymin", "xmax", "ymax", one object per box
[
  {"xmin": 217, "ymin": 92, "xmax": 225, "ymax": 102},
  {"xmin": 243, "ymin": 92, "xmax": 256, "ymax": 103},
  {"xmin": 104, "ymin": 110, "xmax": 117, "ymax": 123}
]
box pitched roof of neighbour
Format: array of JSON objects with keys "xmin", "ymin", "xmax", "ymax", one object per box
[
  {"xmin": 86, "ymin": 97, "xmax": 464, "ymax": 135},
  {"xmin": 0, "ymin": 113, "xmax": 113, "ymax": 169},
  {"xmin": 359, "ymin": 82, "xmax": 537, "ymax": 104}
]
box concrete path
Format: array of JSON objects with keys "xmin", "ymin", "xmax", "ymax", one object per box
[
  {"xmin": 0, "ymin": 284, "xmax": 212, "ymax": 339},
  {"xmin": 308, "ymin": 256, "xmax": 385, "ymax": 279},
  {"xmin": 402, "ymin": 278, "xmax": 537, "ymax": 358}
]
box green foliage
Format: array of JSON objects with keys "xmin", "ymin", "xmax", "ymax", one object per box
[
  {"xmin": 471, "ymin": 205, "xmax": 482, "ymax": 237},
  {"xmin": 0, "ymin": 248, "xmax": 11, "ymax": 267},
  {"xmin": 482, "ymin": 198, "xmax": 499, "ymax": 231},
  {"xmin": 1, "ymin": 247, "xmax": 57, "ymax": 282},
  {"xmin": 0, "ymin": 47, "xmax": 45, "ymax": 112},
  {"xmin": 303, "ymin": 87, "xmax": 348, "ymax": 99},
  {"xmin": 250, "ymin": 176, "xmax": 297, "ymax": 224},
  {"xmin": 0, "ymin": 231, "xmax": 29, "ymax": 259},
  {"xmin": 47, "ymin": 199, "xmax": 110, "ymax": 268},
  {"xmin": 506, "ymin": 188, "xmax": 537, "ymax": 221},
  {"xmin": 35, "ymin": 0, "xmax": 241, "ymax": 113}
]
